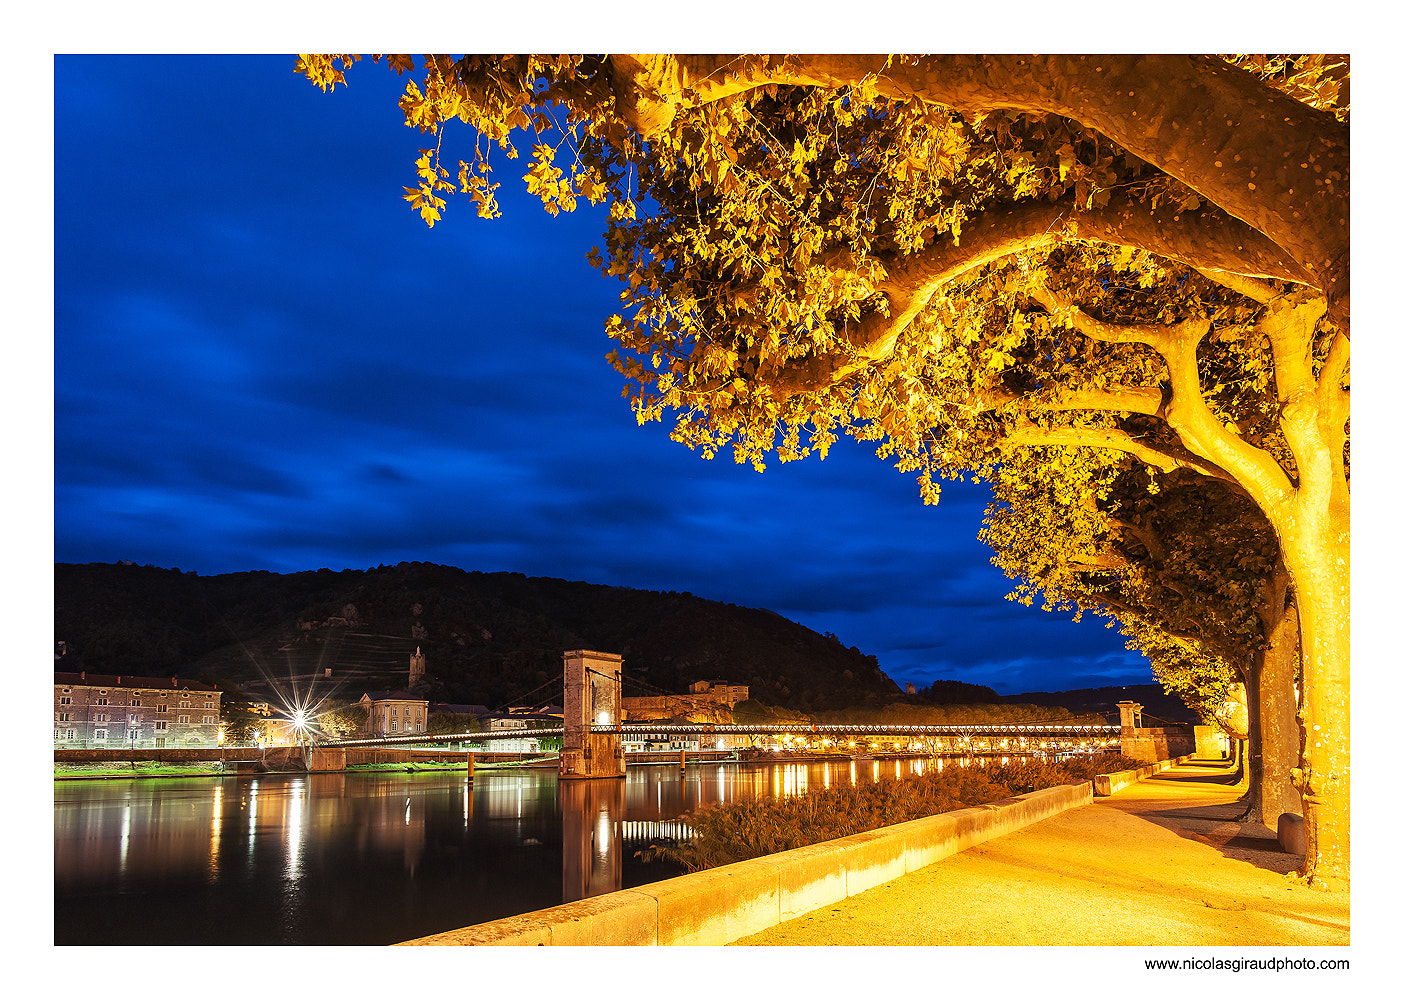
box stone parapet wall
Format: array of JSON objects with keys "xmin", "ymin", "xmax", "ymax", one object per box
[
  {"xmin": 1119, "ymin": 728, "xmax": 1196, "ymax": 763},
  {"xmin": 1194, "ymin": 725, "xmax": 1229, "ymax": 759},
  {"xmin": 397, "ymin": 781, "xmax": 1093, "ymax": 947},
  {"xmin": 1092, "ymin": 755, "xmax": 1190, "ymax": 796}
]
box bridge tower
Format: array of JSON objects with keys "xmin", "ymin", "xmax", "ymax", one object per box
[
  {"xmin": 1117, "ymin": 700, "xmax": 1143, "ymax": 733},
  {"xmin": 560, "ymin": 650, "xmax": 625, "ymax": 780}
]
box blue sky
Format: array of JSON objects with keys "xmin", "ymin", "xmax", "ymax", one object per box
[{"xmin": 51, "ymin": 54, "xmax": 1158, "ymax": 695}]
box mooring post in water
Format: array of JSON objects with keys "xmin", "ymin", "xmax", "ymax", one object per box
[
  {"xmin": 680, "ymin": 749, "xmax": 686, "ymax": 769},
  {"xmin": 466, "ymin": 751, "xmax": 474, "ymax": 782},
  {"xmin": 560, "ymin": 650, "xmax": 625, "ymax": 780}
]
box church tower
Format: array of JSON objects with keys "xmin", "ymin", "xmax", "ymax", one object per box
[{"xmin": 409, "ymin": 646, "xmax": 425, "ymax": 687}]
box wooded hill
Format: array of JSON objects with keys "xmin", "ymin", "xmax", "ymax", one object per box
[
  {"xmin": 54, "ymin": 561, "xmax": 904, "ymax": 712},
  {"xmin": 1003, "ymin": 684, "xmax": 1197, "ymax": 725}
]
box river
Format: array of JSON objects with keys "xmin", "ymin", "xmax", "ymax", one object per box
[{"xmin": 55, "ymin": 756, "xmax": 951, "ymax": 945}]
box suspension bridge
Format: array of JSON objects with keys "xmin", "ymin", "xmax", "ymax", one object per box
[{"xmin": 321, "ymin": 650, "xmax": 1125, "ymax": 768}]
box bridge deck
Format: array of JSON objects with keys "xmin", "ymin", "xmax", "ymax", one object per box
[{"xmin": 325, "ymin": 722, "xmax": 1119, "ymax": 748}]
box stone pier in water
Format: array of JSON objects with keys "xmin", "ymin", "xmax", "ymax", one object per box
[{"xmin": 559, "ymin": 650, "xmax": 624, "ymax": 780}]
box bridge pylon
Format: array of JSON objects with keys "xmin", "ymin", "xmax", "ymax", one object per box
[{"xmin": 560, "ymin": 650, "xmax": 625, "ymax": 780}]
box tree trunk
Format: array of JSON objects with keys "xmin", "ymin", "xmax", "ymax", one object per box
[
  {"xmin": 1243, "ymin": 570, "xmax": 1303, "ymax": 830},
  {"xmin": 1241, "ymin": 653, "xmax": 1265, "ymax": 824},
  {"xmin": 1260, "ymin": 601, "xmax": 1303, "ymax": 830},
  {"xmin": 1279, "ymin": 521, "xmax": 1349, "ymax": 886},
  {"xmin": 1179, "ymin": 295, "xmax": 1348, "ymax": 885}
]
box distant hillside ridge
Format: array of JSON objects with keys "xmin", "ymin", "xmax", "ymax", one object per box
[
  {"xmin": 54, "ymin": 561, "xmax": 902, "ymax": 712},
  {"xmin": 1003, "ymin": 684, "xmax": 1198, "ymax": 725}
]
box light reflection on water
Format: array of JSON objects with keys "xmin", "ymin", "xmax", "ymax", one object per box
[{"xmin": 55, "ymin": 756, "xmax": 956, "ymax": 945}]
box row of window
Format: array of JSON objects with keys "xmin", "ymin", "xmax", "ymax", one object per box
[
  {"xmin": 57, "ymin": 695, "xmax": 215, "ymax": 708},
  {"xmin": 55, "ymin": 729, "xmax": 208, "ymax": 742},
  {"xmin": 59, "ymin": 687, "xmax": 213, "ymax": 698},
  {"xmin": 56, "ymin": 713, "xmax": 216, "ymax": 725}
]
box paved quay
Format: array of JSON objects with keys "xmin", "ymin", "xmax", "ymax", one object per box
[{"xmin": 732, "ymin": 760, "xmax": 1349, "ymax": 947}]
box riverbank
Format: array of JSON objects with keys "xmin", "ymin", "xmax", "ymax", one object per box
[
  {"xmin": 55, "ymin": 761, "xmax": 227, "ymax": 779},
  {"xmin": 733, "ymin": 759, "xmax": 1348, "ymax": 946}
]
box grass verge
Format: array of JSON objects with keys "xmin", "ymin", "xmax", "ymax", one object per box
[{"xmin": 55, "ymin": 761, "xmax": 227, "ymax": 778}]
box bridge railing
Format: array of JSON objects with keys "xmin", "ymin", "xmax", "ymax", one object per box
[
  {"xmin": 323, "ymin": 721, "xmax": 1119, "ymax": 749},
  {"xmin": 601, "ymin": 722, "xmax": 1120, "ymax": 736},
  {"xmin": 326, "ymin": 727, "xmax": 564, "ymax": 748}
]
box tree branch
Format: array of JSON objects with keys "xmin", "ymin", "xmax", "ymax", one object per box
[
  {"xmin": 1092, "ymin": 594, "xmax": 1242, "ymax": 663},
  {"xmin": 1107, "ymin": 515, "xmax": 1169, "ymax": 564},
  {"xmin": 1194, "ymin": 267, "xmax": 1280, "ymax": 304},
  {"xmin": 1030, "ymin": 290, "xmax": 1298, "ymax": 508},
  {"xmin": 613, "ymin": 53, "xmax": 1348, "ymax": 325},
  {"xmin": 1066, "ymin": 551, "xmax": 1131, "ymax": 572},
  {"xmin": 1005, "ymin": 424, "xmax": 1243, "ymax": 489},
  {"xmin": 1025, "ymin": 285, "xmax": 1172, "ymax": 350},
  {"xmin": 962, "ymin": 385, "xmax": 1164, "ymax": 417},
  {"xmin": 769, "ymin": 194, "xmax": 1311, "ymax": 397},
  {"xmin": 1318, "ymin": 326, "xmax": 1350, "ymax": 415},
  {"xmin": 1039, "ymin": 387, "xmax": 1165, "ymax": 418},
  {"xmin": 1260, "ymin": 296, "xmax": 1341, "ymax": 521}
]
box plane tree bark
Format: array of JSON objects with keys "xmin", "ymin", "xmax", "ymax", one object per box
[{"xmin": 1247, "ymin": 573, "xmax": 1303, "ymax": 829}]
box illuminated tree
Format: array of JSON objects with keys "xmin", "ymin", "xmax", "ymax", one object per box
[
  {"xmin": 299, "ymin": 53, "xmax": 1348, "ymax": 883},
  {"xmin": 427, "ymin": 710, "xmax": 473, "ymax": 736},
  {"xmin": 218, "ymin": 693, "xmax": 267, "ymax": 744},
  {"xmin": 318, "ymin": 702, "xmax": 369, "ymax": 740},
  {"xmin": 981, "ymin": 454, "xmax": 1302, "ymax": 828}
]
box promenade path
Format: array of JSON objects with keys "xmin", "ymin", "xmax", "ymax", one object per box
[{"xmin": 732, "ymin": 759, "xmax": 1349, "ymax": 946}]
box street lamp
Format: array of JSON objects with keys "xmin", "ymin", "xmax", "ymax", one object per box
[{"xmin": 290, "ymin": 708, "xmax": 311, "ymax": 746}]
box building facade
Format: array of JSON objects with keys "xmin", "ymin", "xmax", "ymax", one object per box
[
  {"xmin": 687, "ymin": 680, "xmax": 749, "ymax": 705},
  {"xmin": 358, "ymin": 691, "xmax": 429, "ymax": 737},
  {"xmin": 621, "ymin": 680, "xmax": 751, "ymax": 721},
  {"xmin": 54, "ymin": 672, "xmax": 222, "ymax": 749}
]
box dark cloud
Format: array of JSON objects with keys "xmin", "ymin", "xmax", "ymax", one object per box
[
  {"xmin": 362, "ymin": 463, "xmax": 410, "ymax": 484},
  {"xmin": 53, "ymin": 55, "xmax": 1155, "ymax": 695}
]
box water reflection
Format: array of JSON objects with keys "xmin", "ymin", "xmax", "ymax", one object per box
[
  {"xmin": 561, "ymin": 779, "xmax": 623, "ymax": 901},
  {"xmin": 56, "ymin": 757, "xmax": 958, "ymax": 945}
]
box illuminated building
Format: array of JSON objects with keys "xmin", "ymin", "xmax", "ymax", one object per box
[
  {"xmin": 619, "ymin": 679, "xmax": 750, "ymax": 721},
  {"xmin": 357, "ymin": 690, "xmax": 429, "ymax": 737},
  {"xmin": 54, "ymin": 671, "xmax": 222, "ymax": 748}
]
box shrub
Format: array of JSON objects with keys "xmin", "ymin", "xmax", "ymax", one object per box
[{"xmin": 657, "ymin": 753, "xmax": 1143, "ymax": 872}]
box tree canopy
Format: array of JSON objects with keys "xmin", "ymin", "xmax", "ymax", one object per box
[{"xmin": 298, "ymin": 52, "xmax": 1349, "ymax": 884}]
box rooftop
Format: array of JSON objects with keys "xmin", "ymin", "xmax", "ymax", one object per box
[{"xmin": 55, "ymin": 671, "xmax": 219, "ymax": 692}]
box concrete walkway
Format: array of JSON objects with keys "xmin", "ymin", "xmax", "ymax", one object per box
[{"xmin": 732, "ymin": 760, "xmax": 1349, "ymax": 946}]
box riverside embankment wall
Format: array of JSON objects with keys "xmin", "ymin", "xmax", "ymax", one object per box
[
  {"xmin": 54, "ymin": 747, "xmax": 542, "ymax": 769},
  {"xmin": 400, "ymin": 781, "xmax": 1093, "ymax": 946},
  {"xmin": 401, "ymin": 756, "xmax": 1201, "ymax": 946},
  {"xmin": 1092, "ymin": 756, "xmax": 1190, "ymax": 796}
]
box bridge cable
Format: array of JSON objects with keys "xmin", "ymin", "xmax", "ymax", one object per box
[{"xmin": 492, "ymin": 671, "xmax": 566, "ymax": 714}]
